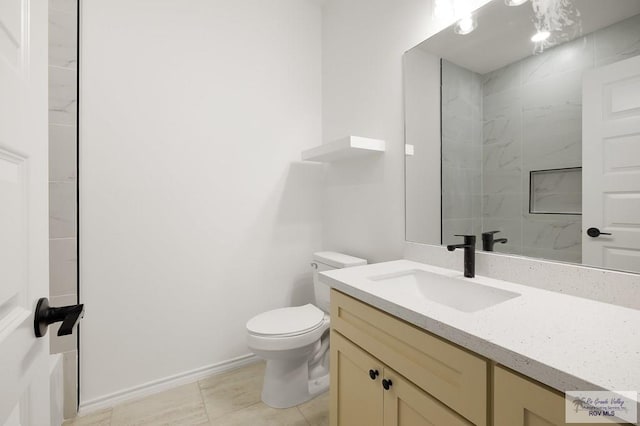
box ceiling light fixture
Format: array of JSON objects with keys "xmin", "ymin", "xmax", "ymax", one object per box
[
  {"xmin": 531, "ymin": 30, "xmax": 551, "ymax": 42},
  {"xmin": 454, "ymin": 14, "xmax": 477, "ymax": 35},
  {"xmin": 505, "ymin": 0, "xmax": 528, "ymax": 6}
]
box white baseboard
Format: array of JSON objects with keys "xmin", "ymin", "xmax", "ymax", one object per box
[{"xmin": 78, "ymin": 353, "xmax": 259, "ymax": 415}]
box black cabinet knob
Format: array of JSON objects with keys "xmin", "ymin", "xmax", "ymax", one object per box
[
  {"xmin": 587, "ymin": 227, "xmax": 612, "ymax": 238},
  {"xmin": 368, "ymin": 369, "xmax": 379, "ymax": 380},
  {"xmin": 382, "ymin": 379, "xmax": 393, "ymax": 390}
]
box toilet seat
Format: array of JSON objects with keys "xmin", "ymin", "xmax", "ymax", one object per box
[
  {"xmin": 247, "ymin": 304, "xmax": 325, "ymax": 338},
  {"xmin": 246, "ymin": 305, "xmax": 330, "ymax": 352}
]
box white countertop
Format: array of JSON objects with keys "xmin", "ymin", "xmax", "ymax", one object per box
[{"xmin": 320, "ymin": 259, "xmax": 640, "ymax": 397}]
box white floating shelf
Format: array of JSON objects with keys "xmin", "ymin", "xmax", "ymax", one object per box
[{"xmin": 301, "ymin": 136, "xmax": 385, "ymax": 162}]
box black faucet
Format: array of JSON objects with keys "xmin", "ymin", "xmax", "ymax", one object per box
[
  {"xmin": 482, "ymin": 231, "xmax": 508, "ymax": 252},
  {"xmin": 446, "ymin": 235, "xmax": 475, "ymax": 278}
]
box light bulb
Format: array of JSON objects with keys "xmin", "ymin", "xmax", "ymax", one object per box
[
  {"xmin": 505, "ymin": 0, "xmax": 528, "ymax": 6},
  {"xmin": 454, "ymin": 14, "xmax": 477, "ymax": 35},
  {"xmin": 531, "ymin": 31, "xmax": 551, "ymax": 42}
]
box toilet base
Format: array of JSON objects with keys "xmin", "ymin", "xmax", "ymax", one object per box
[
  {"xmin": 259, "ymin": 337, "xmax": 330, "ymax": 409},
  {"xmin": 308, "ymin": 373, "xmax": 330, "ymax": 398},
  {"xmin": 261, "ymin": 360, "xmax": 329, "ymax": 408}
]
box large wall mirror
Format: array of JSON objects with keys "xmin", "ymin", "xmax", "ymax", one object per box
[{"xmin": 405, "ymin": 0, "xmax": 640, "ymax": 274}]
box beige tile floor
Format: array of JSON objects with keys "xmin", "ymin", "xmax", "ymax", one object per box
[{"xmin": 64, "ymin": 362, "xmax": 329, "ymax": 426}]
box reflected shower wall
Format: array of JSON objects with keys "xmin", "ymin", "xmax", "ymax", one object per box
[
  {"xmin": 442, "ymin": 13, "xmax": 640, "ymax": 263},
  {"xmin": 441, "ymin": 60, "xmax": 483, "ymax": 247},
  {"xmin": 441, "ymin": 39, "xmax": 587, "ymax": 262}
]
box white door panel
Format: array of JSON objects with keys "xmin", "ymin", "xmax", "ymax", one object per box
[
  {"xmin": 0, "ymin": 0, "xmax": 50, "ymax": 424},
  {"xmin": 603, "ymin": 246, "xmax": 640, "ymax": 272},
  {"xmin": 0, "ymin": 0, "xmax": 23, "ymax": 68},
  {"xmin": 608, "ymin": 75, "xmax": 640, "ymax": 115},
  {"xmin": 0, "ymin": 151, "xmax": 25, "ymax": 307},
  {"xmin": 583, "ymin": 55, "xmax": 640, "ymax": 273}
]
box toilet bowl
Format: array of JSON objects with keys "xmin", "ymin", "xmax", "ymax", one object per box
[{"xmin": 246, "ymin": 251, "xmax": 366, "ymax": 408}]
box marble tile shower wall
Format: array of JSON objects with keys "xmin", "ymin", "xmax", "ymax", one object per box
[
  {"xmin": 479, "ymin": 13, "xmax": 640, "ymax": 263},
  {"xmin": 49, "ymin": 0, "xmax": 78, "ymax": 419},
  {"xmin": 441, "ymin": 60, "xmax": 483, "ymax": 247}
]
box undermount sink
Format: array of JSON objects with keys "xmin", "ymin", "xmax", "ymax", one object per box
[{"xmin": 368, "ymin": 269, "xmax": 520, "ymax": 313}]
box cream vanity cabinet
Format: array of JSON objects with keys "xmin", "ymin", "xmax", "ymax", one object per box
[
  {"xmin": 330, "ymin": 290, "xmax": 606, "ymax": 426},
  {"xmin": 331, "ymin": 332, "xmax": 472, "ymax": 426},
  {"xmin": 493, "ymin": 366, "xmax": 602, "ymax": 426},
  {"xmin": 330, "ymin": 289, "xmax": 486, "ymax": 426}
]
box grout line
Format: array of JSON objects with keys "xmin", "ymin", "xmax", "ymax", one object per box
[
  {"xmin": 50, "ymin": 293, "xmax": 78, "ymax": 300},
  {"xmin": 196, "ymin": 363, "xmax": 264, "ymax": 423},
  {"xmin": 297, "ymin": 406, "xmax": 313, "ymax": 426},
  {"xmin": 48, "ymin": 64, "xmax": 78, "ymax": 72},
  {"xmin": 196, "ymin": 382, "xmax": 211, "ymax": 424}
]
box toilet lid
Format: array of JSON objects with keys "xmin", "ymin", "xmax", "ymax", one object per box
[{"xmin": 247, "ymin": 304, "xmax": 325, "ymax": 337}]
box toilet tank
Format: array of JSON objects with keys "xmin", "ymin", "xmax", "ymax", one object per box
[{"xmin": 312, "ymin": 251, "xmax": 367, "ymax": 313}]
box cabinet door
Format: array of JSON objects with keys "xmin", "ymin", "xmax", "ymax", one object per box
[
  {"xmin": 383, "ymin": 367, "xmax": 472, "ymax": 426},
  {"xmin": 495, "ymin": 366, "xmax": 607, "ymax": 426},
  {"xmin": 331, "ymin": 289, "xmax": 487, "ymax": 425},
  {"xmin": 331, "ymin": 331, "xmax": 384, "ymax": 426}
]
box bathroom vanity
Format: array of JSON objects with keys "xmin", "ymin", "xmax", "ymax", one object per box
[{"xmin": 322, "ymin": 260, "xmax": 639, "ymax": 426}]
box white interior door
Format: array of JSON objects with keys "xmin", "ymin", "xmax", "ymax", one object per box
[
  {"xmin": 583, "ymin": 55, "xmax": 640, "ymax": 274},
  {"xmin": 0, "ymin": 0, "xmax": 51, "ymax": 424}
]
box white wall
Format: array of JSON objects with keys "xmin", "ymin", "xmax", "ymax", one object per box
[
  {"xmin": 80, "ymin": 0, "xmax": 322, "ymax": 405},
  {"xmin": 321, "ymin": 0, "xmax": 491, "ymax": 263}
]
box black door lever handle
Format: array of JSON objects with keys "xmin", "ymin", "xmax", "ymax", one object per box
[
  {"xmin": 587, "ymin": 227, "xmax": 612, "ymax": 238},
  {"xmin": 34, "ymin": 297, "xmax": 85, "ymax": 338}
]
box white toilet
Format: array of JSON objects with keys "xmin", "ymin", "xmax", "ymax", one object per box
[{"xmin": 246, "ymin": 251, "xmax": 367, "ymax": 408}]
